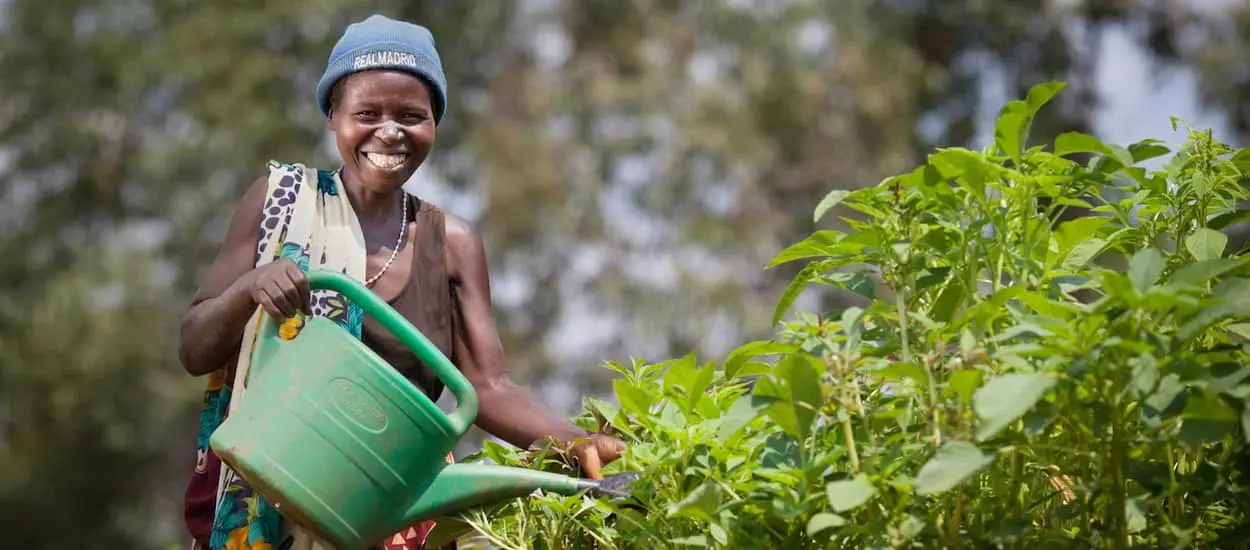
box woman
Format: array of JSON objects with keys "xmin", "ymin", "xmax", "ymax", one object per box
[{"xmin": 178, "ymin": 14, "xmax": 627, "ymax": 550}]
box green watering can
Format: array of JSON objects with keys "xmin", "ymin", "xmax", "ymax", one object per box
[{"xmin": 209, "ymin": 270, "xmax": 631, "ymax": 550}]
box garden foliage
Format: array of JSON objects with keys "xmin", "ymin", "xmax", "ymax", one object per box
[{"xmin": 447, "ymin": 82, "xmax": 1250, "ymax": 549}]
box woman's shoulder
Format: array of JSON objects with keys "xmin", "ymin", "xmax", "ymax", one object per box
[
  {"xmin": 439, "ymin": 210, "xmax": 488, "ymax": 281},
  {"xmin": 441, "ymin": 210, "xmax": 481, "ymax": 249}
]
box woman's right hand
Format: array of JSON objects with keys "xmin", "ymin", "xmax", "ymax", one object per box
[{"xmin": 243, "ymin": 259, "xmax": 311, "ymax": 319}]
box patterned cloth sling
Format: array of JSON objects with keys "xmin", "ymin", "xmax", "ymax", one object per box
[{"xmin": 189, "ymin": 161, "xmax": 453, "ymax": 550}]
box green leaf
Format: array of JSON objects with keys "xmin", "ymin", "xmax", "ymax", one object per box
[
  {"xmin": 1054, "ymin": 131, "xmax": 1114, "ymax": 158},
  {"xmin": 1182, "ymin": 389, "xmax": 1239, "ymax": 422},
  {"xmin": 930, "ymin": 147, "xmax": 999, "ymax": 193},
  {"xmin": 723, "ymin": 340, "xmax": 797, "ymax": 378},
  {"xmin": 1185, "ymin": 228, "xmax": 1228, "ymax": 261},
  {"xmin": 667, "ymin": 481, "xmax": 722, "ymax": 522},
  {"xmin": 1062, "ymin": 237, "xmax": 1109, "ymax": 270},
  {"xmin": 1241, "ymin": 406, "xmax": 1250, "ymax": 443},
  {"xmin": 1024, "ymin": 81, "xmax": 1068, "ymax": 111},
  {"xmin": 914, "ymin": 441, "xmax": 995, "ymax": 496},
  {"xmin": 1168, "ymin": 258, "xmax": 1242, "ymax": 287},
  {"xmin": 1051, "ymin": 217, "xmax": 1109, "ymax": 265},
  {"xmin": 1179, "ymin": 278, "xmax": 1250, "ymax": 339},
  {"xmin": 995, "ymin": 110, "xmax": 1028, "ymax": 165},
  {"xmin": 867, "ymin": 362, "xmax": 928, "ymax": 386},
  {"xmin": 822, "ymin": 270, "xmax": 877, "ymax": 300},
  {"xmin": 974, "ymin": 373, "xmax": 1056, "ymax": 440},
  {"xmin": 806, "ymin": 513, "xmax": 846, "ymax": 536},
  {"xmin": 1177, "ymin": 419, "xmax": 1238, "ymax": 447},
  {"xmin": 1208, "ymin": 209, "xmax": 1250, "ymax": 231},
  {"xmin": 929, "ymin": 282, "xmax": 965, "ymax": 323},
  {"xmin": 914, "ymin": 266, "xmax": 952, "ymax": 290},
  {"xmin": 687, "ymin": 361, "xmax": 716, "ymax": 411},
  {"xmin": 716, "ymin": 394, "xmax": 768, "ymax": 442},
  {"xmin": 662, "ymin": 352, "xmax": 699, "ymax": 396},
  {"xmin": 1225, "ymin": 323, "xmax": 1250, "ymax": 340},
  {"xmin": 669, "ymin": 535, "xmax": 709, "ymax": 547},
  {"xmin": 995, "ymin": 82, "xmax": 1066, "ymax": 164},
  {"xmin": 944, "ymin": 370, "xmax": 984, "ymax": 404},
  {"xmin": 826, "ymin": 475, "xmax": 876, "ymax": 512},
  {"xmin": 1126, "ymin": 498, "xmax": 1148, "ymax": 534},
  {"xmin": 1129, "ymin": 355, "xmax": 1159, "ymax": 398},
  {"xmin": 772, "ymin": 260, "xmax": 828, "ymax": 326},
  {"xmin": 1128, "ymin": 139, "xmax": 1171, "ymax": 163},
  {"xmin": 767, "ymin": 231, "xmax": 844, "ymax": 268},
  {"xmin": 613, "ymin": 379, "xmax": 651, "ymax": 416},
  {"xmin": 785, "ymin": 354, "xmax": 824, "ymax": 441},
  {"xmin": 709, "ymin": 524, "xmax": 728, "ymax": 546},
  {"xmin": 813, "ymin": 189, "xmax": 850, "ymax": 223},
  {"xmin": 755, "ymin": 354, "xmax": 825, "ymax": 442},
  {"xmin": 1128, "ymin": 248, "xmax": 1166, "ymax": 293},
  {"xmin": 759, "ymin": 431, "xmax": 801, "ymax": 469},
  {"xmin": 1231, "ymin": 147, "xmax": 1250, "ymax": 172},
  {"xmin": 422, "ymin": 517, "xmax": 475, "ymax": 548}
]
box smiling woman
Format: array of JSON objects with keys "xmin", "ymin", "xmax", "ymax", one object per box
[
  {"xmin": 175, "ymin": 14, "xmax": 626, "ymax": 550},
  {"xmin": 329, "ymin": 70, "xmax": 435, "ymax": 198}
]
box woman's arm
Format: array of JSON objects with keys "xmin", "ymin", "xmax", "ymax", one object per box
[
  {"xmin": 444, "ymin": 213, "xmax": 625, "ymax": 478},
  {"xmin": 444, "ymin": 213, "xmax": 587, "ymax": 446},
  {"xmin": 177, "ymin": 176, "xmax": 271, "ymax": 376}
]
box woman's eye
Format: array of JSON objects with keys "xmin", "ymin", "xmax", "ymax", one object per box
[
  {"xmin": 399, "ymin": 112, "xmax": 428, "ymax": 123},
  {"xmin": 354, "ymin": 111, "xmax": 379, "ymax": 120}
]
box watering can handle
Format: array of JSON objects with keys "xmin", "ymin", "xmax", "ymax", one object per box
[{"xmin": 304, "ymin": 269, "xmax": 480, "ymax": 437}]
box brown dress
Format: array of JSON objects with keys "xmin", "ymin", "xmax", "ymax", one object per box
[
  {"xmin": 364, "ymin": 195, "xmax": 457, "ymax": 400},
  {"xmin": 366, "ymin": 196, "xmax": 458, "ymax": 550}
]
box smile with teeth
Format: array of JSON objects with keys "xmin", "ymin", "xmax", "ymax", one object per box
[{"xmin": 364, "ymin": 152, "xmax": 409, "ymax": 170}]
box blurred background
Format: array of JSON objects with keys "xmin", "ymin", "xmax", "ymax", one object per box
[{"xmin": 1, "ymin": 0, "xmax": 1248, "ymax": 547}]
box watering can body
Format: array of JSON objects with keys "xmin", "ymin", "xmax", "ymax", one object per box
[{"xmin": 209, "ymin": 270, "xmax": 601, "ymax": 549}]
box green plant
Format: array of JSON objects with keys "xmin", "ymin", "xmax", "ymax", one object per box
[{"xmin": 451, "ymin": 82, "xmax": 1250, "ymax": 549}]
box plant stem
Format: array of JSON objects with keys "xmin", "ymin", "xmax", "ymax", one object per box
[
  {"xmin": 954, "ymin": 491, "xmax": 965, "ymax": 541},
  {"xmin": 842, "ymin": 416, "xmax": 860, "ymax": 473},
  {"xmin": 925, "ymin": 354, "xmax": 943, "ymax": 446},
  {"xmin": 848, "ymin": 366, "xmax": 873, "ymax": 454},
  {"xmin": 895, "ymin": 288, "xmax": 913, "ymax": 363},
  {"xmin": 993, "ymin": 249, "xmax": 1005, "ymax": 293},
  {"xmin": 1108, "ymin": 399, "xmax": 1129, "ymax": 550},
  {"xmin": 836, "ymin": 353, "xmax": 861, "ymax": 473},
  {"xmin": 1009, "ymin": 452, "xmax": 1024, "ymax": 517},
  {"xmin": 1166, "ymin": 443, "xmax": 1180, "ymax": 520}
]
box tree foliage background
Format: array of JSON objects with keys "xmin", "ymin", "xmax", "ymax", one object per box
[{"xmin": 0, "ymin": 0, "xmax": 1246, "ymax": 547}]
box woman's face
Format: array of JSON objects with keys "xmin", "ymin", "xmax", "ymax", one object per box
[{"xmin": 328, "ymin": 70, "xmax": 437, "ymax": 194}]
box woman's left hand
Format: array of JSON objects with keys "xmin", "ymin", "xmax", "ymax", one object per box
[{"xmin": 568, "ymin": 433, "xmax": 628, "ymax": 480}]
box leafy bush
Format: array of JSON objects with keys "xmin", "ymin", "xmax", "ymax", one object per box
[{"xmin": 453, "ymin": 82, "xmax": 1250, "ymax": 549}]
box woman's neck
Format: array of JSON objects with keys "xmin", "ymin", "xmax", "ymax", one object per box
[{"xmin": 341, "ymin": 170, "xmax": 403, "ymax": 223}]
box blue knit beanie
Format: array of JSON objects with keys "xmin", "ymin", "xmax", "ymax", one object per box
[{"xmin": 315, "ymin": 14, "xmax": 448, "ymax": 124}]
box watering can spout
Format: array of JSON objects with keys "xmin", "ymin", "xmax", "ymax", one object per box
[{"xmin": 402, "ymin": 463, "xmax": 592, "ymax": 524}]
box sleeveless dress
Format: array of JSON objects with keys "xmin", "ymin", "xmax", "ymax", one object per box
[{"xmin": 183, "ymin": 164, "xmax": 458, "ymax": 550}]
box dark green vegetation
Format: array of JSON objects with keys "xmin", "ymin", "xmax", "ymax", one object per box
[{"xmin": 457, "ymin": 83, "xmax": 1250, "ymax": 549}]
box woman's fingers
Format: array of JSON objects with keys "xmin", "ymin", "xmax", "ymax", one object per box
[
  {"xmin": 577, "ymin": 445, "xmax": 604, "ymax": 481},
  {"xmin": 255, "ymin": 286, "xmax": 289, "ymax": 318},
  {"xmin": 274, "ymin": 266, "xmax": 310, "ymax": 316},
  {"xmin": 288, "ymin": 268, "xmax": 312, "ymax": 315},
  {"xmin": 569, "ymin": 435, "xmax": 627, "ymax": 480},
  {"xmin": 248, "ymin": 260, "xmax": 309, "ymax": 319},
  {"xmin": 597, "ymin": 436, "xmax": 627, "ymax": 463}
]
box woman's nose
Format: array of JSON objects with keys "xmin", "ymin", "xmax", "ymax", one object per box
[{"xmin": 375, "ymin": 121, "xmax": 401, "ymax": 141}]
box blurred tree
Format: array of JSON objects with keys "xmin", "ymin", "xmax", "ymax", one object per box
[{"xmin": 0, "ymin": 0, "xmax": 1246, "ymax": 547}]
